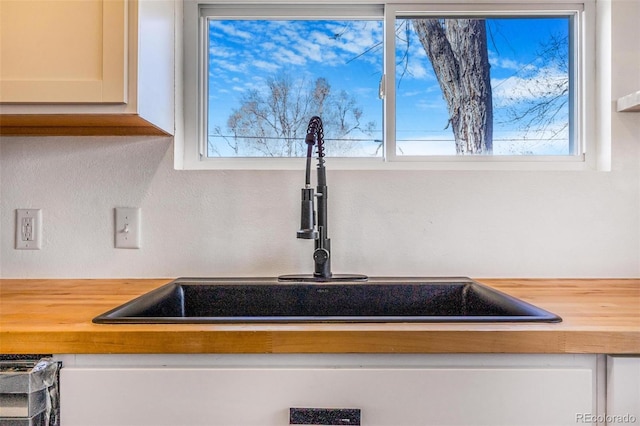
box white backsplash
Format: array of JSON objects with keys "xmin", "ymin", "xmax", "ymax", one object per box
[{"xmin": 0, "ymin": 128, "xmax": 638, "ymax": 278}]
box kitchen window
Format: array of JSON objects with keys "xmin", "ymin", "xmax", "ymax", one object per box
[{"xmin": 180, "ymin": 1, "xmax": 596, "ymax": 170}]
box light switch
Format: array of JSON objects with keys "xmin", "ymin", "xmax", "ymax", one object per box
[{"xmin": 115, "ymin": 207, "xmax": 141, "ymax": 249}]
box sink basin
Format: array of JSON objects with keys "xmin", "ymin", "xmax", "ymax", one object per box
[{"xmin": 93, "ymin": 277, "xmax": 561, "ymax": 323}]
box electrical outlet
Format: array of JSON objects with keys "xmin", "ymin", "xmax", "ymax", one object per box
[
  {"xmin": 115, "ymin": 207, "xmax": 141, "ymax": 249},
  {"xmin": 16, "ymin": 209, "xmax": 42, "ymax": 250}
]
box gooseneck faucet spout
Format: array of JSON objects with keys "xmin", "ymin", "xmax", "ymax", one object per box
[
  {"xmin": 296, "ymin": 116, "xmax": 331, "ymax": 278},
  {"xmin": 297, "ymin": 117, "xmax": 321, "ymax": 241},
  {"xmin": 279, "ymin": 116, "xmax": 367, "ymax": 283}
]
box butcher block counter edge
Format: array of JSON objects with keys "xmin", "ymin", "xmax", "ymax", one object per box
[{"xmin": 0, "ymin": 278, "xmax": 638, "ymax": 354}]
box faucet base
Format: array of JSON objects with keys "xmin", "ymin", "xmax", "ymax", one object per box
[{"xmin": 278, "ymin": 274, "xmax": 368, "ymax": 283}]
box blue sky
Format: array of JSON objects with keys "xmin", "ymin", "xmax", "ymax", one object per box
[{"xmin": 207, "ymin": 16, "xmax": 570, "ymax": 157}]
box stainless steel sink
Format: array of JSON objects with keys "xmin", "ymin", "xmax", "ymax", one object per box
[{"xmin": 93, "ymin": 277, "xmax": 561, "ymax": 323}]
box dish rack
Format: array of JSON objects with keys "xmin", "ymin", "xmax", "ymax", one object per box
[{"xmin": 0, "ymin": 357, "xmax": 60, "ymax": 426}]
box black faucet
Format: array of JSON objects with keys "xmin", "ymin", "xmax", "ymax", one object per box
[
  {"xmin": 279, "ymin": 116, "xmax": 367, "ymax": 283},
  {"xmin": 298, "ymin": 116, "xmax": 331, "ymax": 278}
]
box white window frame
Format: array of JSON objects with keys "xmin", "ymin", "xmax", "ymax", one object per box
[{"xmin": 177, "ymin": 0, "xmax": 600, "ymax": 171}]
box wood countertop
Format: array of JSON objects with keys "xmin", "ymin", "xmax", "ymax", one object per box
[{"xmin": 1, "ymin": 278, "xmax": 638, "ymax": 354}]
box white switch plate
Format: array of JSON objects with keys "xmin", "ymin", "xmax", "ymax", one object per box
[
  {"xmin": 16, "ymin": 209, "xmax": 42, "ymax": 250},
  {"xmin": 115, "ymin": 207, "xmax": 141, "ymax": 249}
]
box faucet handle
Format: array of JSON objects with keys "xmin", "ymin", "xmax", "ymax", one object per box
[{"xmin": 297, "ymin": 187, "xmax": 318, "ymax": 239}]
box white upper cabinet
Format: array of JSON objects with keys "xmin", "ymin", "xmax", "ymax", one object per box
[
  {"xmin": 0, "ymin": 0, "xmax": 127, "ymax": 104},
  {"xmin": 0, "ymin": 0, "xmax": 175, "ymax": 136}
]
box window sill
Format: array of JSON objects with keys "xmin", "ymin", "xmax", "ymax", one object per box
[{"xmin": 175, "ymin": 154, "xmax": 595, "ymax": 172}]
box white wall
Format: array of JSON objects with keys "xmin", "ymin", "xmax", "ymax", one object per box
[{"xmin": 1, "ymin": 0, "xmax": 638, "ymax": 279}]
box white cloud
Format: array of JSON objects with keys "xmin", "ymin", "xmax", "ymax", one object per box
[
  {"xmin": 399, "ymin": 60, "xmax": 430, "ymax": 79},
  {"xmin": 211, "ymin": 58, "xmax": 245, "ymax": 74},
  {"xmin": 210, "ymin": 19, "xmax": 384, "ymax": 76},
  {"xmin": 210, "ymin": 45, "xmax": 235, "ymax": 59},
  {"xmin": 318, "ymin": 21, "xmax": 383, "ymax": 65},
  {"xmin": 493, "ymin": 57, "xmax": 537, "ymax": 73},
  {"xmin": 253, "ymin": 60, "xmax": 280, "ymax": 73},
  {"xmin": 293, "ymin": 35, "xmax": 324, "ymax": 62},
  {"xmin": 492, "ymin": 57, "xmax": 519, "ymax": 71},
  {"xmin": 209, "ymin": 21, "xmax": 253, "ymax": 41},
  {"xmin": 492, "ymin": 66, "xmax": 568, "ymax": 107},
  {"xmin": 260, "ymin": 41, "xmax": 277, "ymax": 51},
  {"xmin": 274, "ymin": 47, "xmax": 307, "ymax": 65}
]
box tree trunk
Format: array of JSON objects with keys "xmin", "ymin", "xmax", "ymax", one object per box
[{"xmin": 413, "ymin": 19, "xmax": 493, "ymax": 154}]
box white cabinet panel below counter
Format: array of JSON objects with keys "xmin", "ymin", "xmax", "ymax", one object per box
[
  {"xmin": 60, "ymin": 354, "xmax": 598, "ymax": 426},
  {"xmin": 607, "ymin": 356, "xmax": 640, "ymax": 424}
]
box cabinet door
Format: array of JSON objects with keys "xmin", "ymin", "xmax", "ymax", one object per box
[
  {"xmin": 61, "ymin": 366, "xmax": 593, "ymax": 426},
  {"xmin": 607, "ymin": 356, "xmax": 640, "ymax": 422},
  {"xmin": 0, "ymin": 0, "xmax": 126, "ymax": 103}
]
